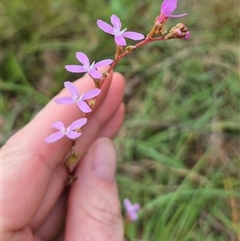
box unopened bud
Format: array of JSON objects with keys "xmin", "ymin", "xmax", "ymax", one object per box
[
  {"xmin": 171, "ymin": 28, "xmax": 182, "ymax": 38},
  {"xmin": 94, "ymin": 79, "xmax": 101, "ymax": 88},
  {"xmin": 66, "ymin": 175, "xmax": 78, "ymax": 185},
  {"xmin": 167, "ymin": 23, "xmax": 190, "ymax": 40},
  {"xmin": 175, "ymin": 23, "xmax": 188, "ymax": 33},
  {"xmin": 88, "ymin": 99, "xmax": 96, "ymax": 108},
  {"xmin": 183, "ymin": 31, "xmax": 191, "ymax": 40},
  {"xmin": 125, "ymin": 45, "xmax": 137, "ymax": 53},
  {"xmin": 65, "ymin": 150, "xmax": 79, "ymax": 166}
]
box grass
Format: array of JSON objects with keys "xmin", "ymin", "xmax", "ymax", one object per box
[{"xmin": 2, "ymin": 0, "xmax": 239, "ymax": 240}]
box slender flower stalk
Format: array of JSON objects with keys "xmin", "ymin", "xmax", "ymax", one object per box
[
  {"xmin": 65, "ymin": 52, "xmax": 113, "ymax": 79},
  {"xmin": 97, "ymin": 14, "xmax": 145, "ymax": 46},
  {"xmin": 54, "ymin": 81, "xmax": 101, "ymax": 113}
]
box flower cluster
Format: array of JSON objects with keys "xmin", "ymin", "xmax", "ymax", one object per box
[
  {"xmin": 45, "ymin": 16, "xmax": 145, "ymax": 143},
  {"xmin": 45, "ymin": 0, "xmax": 190, "ymax": 146}
]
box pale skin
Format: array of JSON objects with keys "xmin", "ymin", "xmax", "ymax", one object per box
[{"xmin": 2, "ymin": 70, "xmax": 125, "ymax": 241}]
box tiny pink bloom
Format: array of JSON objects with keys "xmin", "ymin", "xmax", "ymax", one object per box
[
  {"xmin": 124, "ymin": 198, "xmax": 140, "ymax": 221},
  {"xmin": 183, "ymin": 31, "xmax": 191, "ymax": 40},
  {"xmin": 157, "ymin": 0, "xmax": 187, "ymax": 23},
  {"xmin": 97, "ymin": 14, "xmax": 145, "ymax": 46},
  {"xmin": 54, "ymin": 81, "xmax": 101, "ymax": 113},
  {"xmin": 45, "ymin": 118, "xmax": 87, "ymax": 143},
  {"xmin": 65, "ymin": 52, "xmax": 113, "ymax": 79}
]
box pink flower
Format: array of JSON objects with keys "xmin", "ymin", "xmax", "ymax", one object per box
[
  {"xmin": 97, "ymin": 14, "xmax": 145, "ymax": 46},
  {"xmin": 157, "ymin": 0, "xmax": 187, "ymax": 23},
  {"xmin": 65, "ymin": 52, "xmax": 113, "ymax": 79},
  {"xmin": 54, "ymin": 81, "xmax": 101, "ymax": 113},
  {"xmin": 124, "ymin": 198, "xmax": 140, "ymax": 221},
  {"xmin": 45, "ymin": 118, "xmax": 87, "ymax": 143}
]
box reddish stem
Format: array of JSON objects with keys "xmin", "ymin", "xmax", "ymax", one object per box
[
  {"xmin": 67, "ymin": 35, "xmax": 168, "ymax": 175},
  {"xmin": 97, "ymin": 36, "xmax": 167, "ymax": 89},
  {"xmin": 106, "ymin": 36, "xmax": 166, "ymax": 74}
]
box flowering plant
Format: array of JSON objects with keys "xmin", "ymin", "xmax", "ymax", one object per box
[
  {"xmin": 44, "ymin": 0, "xmax": 189, "ymax": 238},
  {"xmin": 45, "ymin": 0, "xmax": 189, "ymax": 222}
]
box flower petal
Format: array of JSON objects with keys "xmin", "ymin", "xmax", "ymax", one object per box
[
  {"xmin": 88, "ymin": 68, "xmax": 102, "ymax": 79},
  {"xmin": 97, "ymin": 20, "xmax": 114, "ymax": 35},
  {"xmin": 111, "ymin": 14, "xmax": 121, "ymax": 30},
  {"xmin": 129, "ymin": 211, "xmax": 138, "ymax": 221},
  {"xmin": 162, "ymin": 2, "xmax": 177, "ymax": 15},
  {"xmin": 122, "ymin": 31, "xmax": 145, "ymax": 40},
  {"xmin": 94, "ymin": 59, "xmax": 113, "ymax": 68},
  {"xmin": 65, "ymin": 65, "xmax": 86, "ymax": 73},
  {"xmin": 64, "ymin": 81, "xmax": 79, "ymax": 98},
  {"xmin": 76, "ymin": 52, "xmax": 90, "ymax": 66},
  {"xmin": 82, "ymin": 88, "xmax": 101, "ymax": 100},
  {"xmin": 168, "ymin": 13, "xmax": 187, "ymax": 18},
  {"xmin": 161, "ymin": 0, "xmax": 173, "ymax": 9},
  {"xmin": 77, "ymin": 101, "xmax": 92, "ymax": 113},
  {"xmin": 124, "ymin": 199, "xmax": 132, "ymax": 210},
  {"xmin": 52, "ymin": 121, "xmax": 65, "ymax": 130},
  {"xmin": 133, "ymin": 203, "xmax": 140, "ymax": 211},
  {"xmin": 54, "ymin": 96, "xmax": 75, "ymax": 105},
  {"xmin": 45, "ymin": 131, "xmax": 65, "ymax": 143},
  {"xmin": 69, "ymin": 118, "xmax": 87, "ymax": 130},
  {"xmin": 114, "ymin": 35, "xmax": 126, "ymax": 46},
  {"xmin": 66, "ymin": 131, "xmax": 82, "ymax": 139}
]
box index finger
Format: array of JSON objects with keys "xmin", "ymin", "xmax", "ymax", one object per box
[{"xmin": 2, "ymin": 71, "xmax": 125, "ymax": 232}]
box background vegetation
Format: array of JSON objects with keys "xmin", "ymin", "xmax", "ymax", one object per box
[{"xmin": 2, "ymin": 0, "xmax": 239, "ymax": 240}]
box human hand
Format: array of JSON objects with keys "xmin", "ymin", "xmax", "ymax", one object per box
[{"xmin": 2, "ymin": 71, "xmax": 125, "ymax": 241}]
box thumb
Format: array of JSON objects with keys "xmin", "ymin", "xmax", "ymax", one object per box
[{"xmin": 65, "ymin": 138, "xmax": 124, "ymax": 241}]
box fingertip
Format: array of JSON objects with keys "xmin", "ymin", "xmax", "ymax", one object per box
[
  {"xmin": 65, "ymin": 138, "xmax": 123, "ymax": 241},
  {"xmin": 112, "ymin": 71, "xmax": 126, "ymax": 88},
  {"xmin": 92, "ymin": 138, "xmax": 117, "ymax": 182}
]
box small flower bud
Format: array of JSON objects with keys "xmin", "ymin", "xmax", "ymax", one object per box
[
  {"xmin": 167, "ymin": 23, "xmax": 190, "ymax": 40},
  {"xmin": 75, "ymin": 128, "xmax": 82, "ymax": 133},
  {"xmin": 102, "ymin": 71, "xmax": 110, "ymax": 77},
  {"xmin": 65, "ymin": 150, "xmax": 79, "ymax": 166},
  {"xmin": 171, "ymin": 28, "xmax": 182, "ymax": 38},
  {"xmin": 66, "ymin": 175, "xmax": 78, "ymax": 185},
  {"xmin": 184, "ymin": 31, "xmax": 191, "ymax": 40},
  {"xmin": 88, "ymin": 99, "xmax": 96, "ymax": 109},
  {"xmin": 125, "ymin": 45, "xmax": 137, "ymax": 53},
  {"xmin": 175, "ymin": 23, "xmax": 189, "ymax": 33}
]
